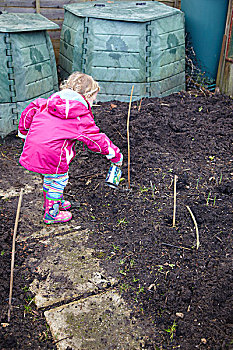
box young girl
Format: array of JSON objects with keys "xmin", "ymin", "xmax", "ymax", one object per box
[{"xmin": 18, "ymin": 72, "xmax": 123, "ymax": 224}]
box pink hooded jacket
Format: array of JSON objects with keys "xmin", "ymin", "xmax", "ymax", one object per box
[{"xmin": 18, "ymin": 91, "xmax": 121, "ymax": 174}]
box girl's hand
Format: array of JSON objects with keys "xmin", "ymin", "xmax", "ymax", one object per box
[{"xmin": 114, "ymin": 153, "xmax": 123, "ymax": 166}]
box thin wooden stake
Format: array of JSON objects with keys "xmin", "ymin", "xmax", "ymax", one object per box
[
  {"xmin": 8, "ymin": 188, "xmax": 23, "ymax": 322},
  {"xmin": 186, "ymin": 205, "xmax": 200, "ymax": 250},
  {"xmin": 138, "ymin": 98, "xmax": 142, "ymax": 112},
  {"xmin": 36, "ymin": 0, "xmax": 41, "ymax": 13},
  {"xmin": 127, "ymin": 85, "xmax": 134, "ymax": 189},
  {"xmin": 172, "ymin": 175, "xmax": 178, "ymax": 227}
]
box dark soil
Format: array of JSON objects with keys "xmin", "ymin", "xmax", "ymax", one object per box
[
  {"xmin": 0, "ymin": 91, "xmax": 233, "ymax": 349},
  {"xmin": 0, "ymin": 153, "xmax": 55, "ymax": 347}
]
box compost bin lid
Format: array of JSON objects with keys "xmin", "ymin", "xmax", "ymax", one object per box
[
  {"xmin": 0, "ymin": 13, "xmax": 59, "ymax": 32},
  {"xmin": 64, "ymin": 1, "xmax": 180, "ymax": 22}
]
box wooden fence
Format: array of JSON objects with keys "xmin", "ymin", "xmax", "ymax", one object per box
[{"xmin": 1, "ymin": 0, "xmax": 181, "ymax": 62}]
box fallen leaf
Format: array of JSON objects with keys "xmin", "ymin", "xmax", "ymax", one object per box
[
  {"xmin": 201, "ymin": 338, "xmax": 207, "ymax": 344},
  {"xmin": 1, "ymin": 323, "xmax": 9, "ymax": 327}
]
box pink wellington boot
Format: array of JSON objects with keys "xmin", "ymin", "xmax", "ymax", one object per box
[
  {"xmin": 43, "ymin": 190, "xmax": 71, "ymax": 211},
  {"xmin": 43, "ymin": 198, "xmax": 72, "ymax": 224}
]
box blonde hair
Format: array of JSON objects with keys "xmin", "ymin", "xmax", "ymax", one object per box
[{"xmin": 60, "ymin": 72, "xmax": 100, "ymax": 98}]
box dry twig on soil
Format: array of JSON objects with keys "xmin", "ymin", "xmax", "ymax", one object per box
[
  {"xmin": 186, "ymin": 205, "xmax": 200, "ymax": 250},
  {"xmin": 8, "ymin": 188, "xmax": 23, "ymax": 322},
  {"xmin": 173, "ymin": 175, "xmax": 178, "ymax": 227}
]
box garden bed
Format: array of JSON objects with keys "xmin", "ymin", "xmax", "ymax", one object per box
[{"xmin": 0, "ymin": 90, "xmax": 233, "ymax": 349}]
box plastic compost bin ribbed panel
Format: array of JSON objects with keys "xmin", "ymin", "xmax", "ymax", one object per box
[
  {"xmin": 0, "ymin": 13, "xmax": 59, "ymax": 138},
  {"xmin": 59, "ymin": 1, "xmax": 185, "ymax": 102}
]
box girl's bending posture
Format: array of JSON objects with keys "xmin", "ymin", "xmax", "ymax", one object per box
[{"xmin": 18, "ymin": 72, "xmax": 123, "ymax": 224}]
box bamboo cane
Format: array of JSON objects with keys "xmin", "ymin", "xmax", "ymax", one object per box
[
  {"xmin": 8, "ymin": 188, "xmax": 23, "ymax": 322},
  {"xmin": 127, "ymin": 85, "xmax": 134, "ymax": 189},
  {"xmin": 186, "ymin": 205, "xmax": 200, "ymax": 250},
  {"xmin": 172, "ymin": 175, "xmax": 178, "ymax": 227},
  {"xmin": 36, "ymin": 0, "xmax": 41, "ymax": 13}
]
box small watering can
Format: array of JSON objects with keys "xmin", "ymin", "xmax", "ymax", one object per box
[{"xmin": 105, "ymin": 163, "xmax": 122, "ymax": 189}]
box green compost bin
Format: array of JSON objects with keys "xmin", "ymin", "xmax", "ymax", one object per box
[
  {"xmin": 0, "ymin": 13, "xmax": 59, "ymax": 138},
  {"xmin": 59, "ymin": 1, "xmax": 185, "ymax": 102}
]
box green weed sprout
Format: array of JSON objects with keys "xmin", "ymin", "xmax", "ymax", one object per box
[
  {"xmin": 219, "ymin": 172, "xmax": 223, "ymax": 185},
  {"xmin": 139, "ymin": 185, "xmax": 149, "ymax": 193},
  {"xmin": 117, "ymin": 218, "xmax": 128, "ymax": 225},
  {"xmin": 206, "ymin": 191, "xmax": 211, "ymax": 206},
  {"xmin": 165, "ymin": 320, "xmax": 177, "ymax": 341},
  {"xmin": 213, "ymin": 195, "xmax": 217, "ymax": 206},
  {"xmin": 196, "ymin": 176, "xmax": 202, "ymax": 189}
]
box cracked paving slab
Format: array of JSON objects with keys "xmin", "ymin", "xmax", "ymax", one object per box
[
  {"xmin": 28, "ymin": 229, "xmax": 117, "ymax": 308},
  {"xmin": 45, "ymin": 290, "xmax": 146, "ymax": 350}
]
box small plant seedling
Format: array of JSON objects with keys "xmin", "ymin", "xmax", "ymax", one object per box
[
  {"xmin": 157, "ymin": 265, "xmax": 164, "ymax": 273},
  {"xmin": 168, "ymin": 264, "xmax": 175, "ymax": 269},
  {"xmin": 165, "ymin": 320, "xmax": 177, "ymax": 341},
  {"xmin": 198, "ymin": 106, "xmax": 203, "ymax": 112},
  {"xmin": 206, "ymin": 191, "xmax": 211, "ymax": 206},
  {"xmin": 117, "ymin": 218, "xmax": 128, "ymax": 225},
  {"xmin": 139, "ymin": 185, "xmax": 149, "ymax": 193},
  {"xmin": 22, "ymin": 285, "xmax": 29, "ymax": 292},
  {"xmin": 1, "ymin": 250, "xmax": 5, "ymax": 256},
  {"xmin": 136, "ymin": 285, "xmax": 144, "ymax": 295},
  {"xmin": 213, "ymin": 195, "xmax": 217, "ymax": 206},
  {"xmin": 133, "ymin": 276, "xmax": 139, "ymax": 283},
  {"xmin": 25, "ymin": 295, "xmax": 34, "ymax": 303},
  {"xmin": 208, "ymin": 155, "xmax": 215, "ymax": 161},
  {"xmin": 112, "ymin": 243, "xmax": 120, "ymax": 251},
  {"xmin": 23, "ymin": 295, "xmax": 35, "ymax": 316},
  {"xmin": 219, "ymin": 172, "xmax": 223, "ymax": 185},
  {"xmin": 150, "ymin": 181, "xmax": 158, "ymax": 199},
  {"xmin": 119, "ymin": 283, "xmax": 130, "ymax": 292},
  {"xmin": 196, "ymin": 176, "xmax": 202, "ymax": 189},
  {"xmin": 24, "ymin": 304, "xmax": 32, "ymax": 314},
  {"xmin": 130, "ymin": 259, "xmax": 135, "ymax": 268},
  {"xmin": 119, "ymin": 269, "xmax": 127, "ymax": 276}
]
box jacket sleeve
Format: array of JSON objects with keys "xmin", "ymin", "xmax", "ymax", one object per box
[
  {"xmin": 78, "ymin": 116, "xmax": 122, "ymax": 163},
  {"xmin": 18, "ymin": 98, "xmax": 47, "ymax": 139}
]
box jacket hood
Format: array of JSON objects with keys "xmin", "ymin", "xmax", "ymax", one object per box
[{"xmin": 47, "ymin": 92, "xmax": 91, "ymax": 120}]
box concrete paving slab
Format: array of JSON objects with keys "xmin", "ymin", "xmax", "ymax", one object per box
[
  {"xmin": 29, "ymin": 229, "xmax": 117, "ymax": 308},
  {"xmin": 17, "ymin": 223, "xmax": 82, "ymax": 243},
  {"xmin": 45, "ymin": 290, "xmax": 145, "ymax": 350}
]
